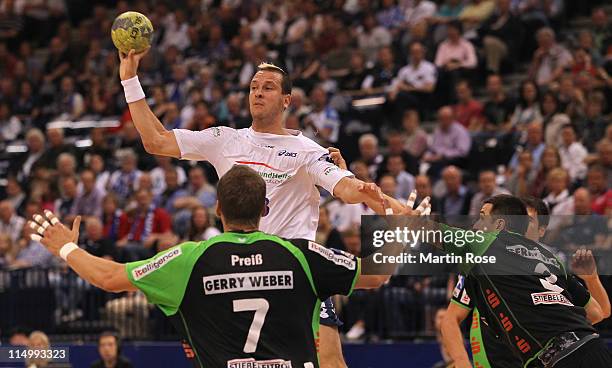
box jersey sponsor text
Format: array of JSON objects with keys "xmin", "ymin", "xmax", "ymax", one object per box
[
  {"xmin": 505, "ymin": 245, "xmax": 560, "ymax": 267},
  {"xmin": 308, "ymin": 241, "xmax": 356, "ymax": 270},
  {"xmin": 531, "ymin": 292, "xmax": 574, "ymax": 306},
  {"xmin": 132, "ymin": 247, "xmax": 182, "ymax": 280},
  {"xmin": 203, "ymin": 271, "xmax": 294, "ymax": 295},
  {"xmin": 231, "ymin": 254, "xmax": 263, "ymax": 267},
  {"xmin": 227, "ymin": 358, "xmax": 293, "ymax": 368}
]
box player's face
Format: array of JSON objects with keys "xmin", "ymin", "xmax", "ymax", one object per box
[
  {"xmin": 249, "ymin": 71, "xmax": 288, "ymax": 122},
  {"xmin": 473, "ymin": 203, "xmax": 503, "ymax": 232}
]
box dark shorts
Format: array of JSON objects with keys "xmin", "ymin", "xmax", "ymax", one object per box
[
  {"xmin": 554, "ymin": 338, "xmax": 612, "ymax": 368},
  {"xmin": 320, "ymin": 297, "xmax": 343, "ymax": 327}
]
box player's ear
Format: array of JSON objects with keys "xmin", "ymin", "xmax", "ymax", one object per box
[
  {"xmin": 494, "ymin": 218, "xmax": 506, "ymax": 231},
  {"xmin": 538, "ymin": 226, "xmax": 546, "ymax": 239},
  {"xmin": 215, "ymin": 201, "xmax": 221, "ymax": 218},
  {"xmin": 283, "ymin": 94, "xmax": 291, "ymax": 111}
]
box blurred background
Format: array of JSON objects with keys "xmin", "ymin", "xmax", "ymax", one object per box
[{"xmin": 0, "ymin": 0, "xmax": 610, "ymax": 366}]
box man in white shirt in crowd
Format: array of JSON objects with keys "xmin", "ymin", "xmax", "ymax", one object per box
[
  {"xmin": 529, "ymin": 27, "xmax": 573, "ymax": 87},
  {"xmin": 389, "ymin": 41, "xmax": 437, "ymax": 120},
  {"xmin": 304, "ymin": 86, "xmax": 341, "ymax": 146},
  {"xmin": 558, "ymin": 124, "xmax": 588, "ymax": 183}
]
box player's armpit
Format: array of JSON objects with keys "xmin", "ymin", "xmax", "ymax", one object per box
[
  {"xmin": 144, "ymin": 129, "xmax": 180, "ymax": 158},
  {"xmin": 440, "ymin": 302, "xmax": 472, "ymax": 367},
  {"xmin": 104, "ymin": 264, "xmax": 138, "ymax": 292}
]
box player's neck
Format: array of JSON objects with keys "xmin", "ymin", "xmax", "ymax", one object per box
[
  {"xmin": 224, "ymin": 225, "xmax": 259, "ymax": 233},
  {"xmin": 251, "ymin": 119, "xmax": 289, "ymax": 135},
  {"xmin": 221, "ymin": 219, "xmax": 259, "ymax": 233}
]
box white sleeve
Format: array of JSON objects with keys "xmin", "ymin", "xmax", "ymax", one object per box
[
  {"xmin": 173, "ymin": 127, "xmax": 234, "ymax": 163},
  {"xmin": 424, "ymin": 63, "xmax": 437, "ymax": 85},
  {"xmin": 306, "ymin": 152, "xmax": 354, "ymax": 195}
]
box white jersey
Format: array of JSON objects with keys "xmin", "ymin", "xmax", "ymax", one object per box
[{"xmin": 173, "ymin": 127, "xmax": 353, "ymax": 240}]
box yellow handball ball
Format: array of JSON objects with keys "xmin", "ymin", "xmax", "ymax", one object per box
[{"xmin": 111, "ymin": 11, "xmax": 154, "ymax": 55}]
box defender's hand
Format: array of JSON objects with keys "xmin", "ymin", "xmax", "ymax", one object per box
[
  {"xmin": 572, "ymin": 248, "xmax": 597, "ymax": 278},
  {"xmin": 29, "ymin": 210, "xmax": 81, "ymax": 257},
  {"xmin": 392, "ymin": 190, "xmax": 431, "ymax": 216}
]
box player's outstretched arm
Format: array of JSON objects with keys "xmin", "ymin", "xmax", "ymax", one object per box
[
  {"xmin": 333, "ymin": 177, "xmax": 409, "ymax": 216},
  {"xmin": 326, "ymin": 147, "xmax": 407, "ymax": 215},
  {"xmin": 119, "ymin": 49, "xmax": 180, "ymax": 158},
  {"xmin": 572, "ymin": 248, "xmax": 611, "ymax": 322},
  {"xmin": 355, "ymin": 194, "xmax": 431, "ymax": 289},
  {"xmin": 440, "ymin": 302, "xmax": 472, "ymax": 368},
  {"xmin": 28, "ymin": 211, "xmax": 136, "ymax": 293}
]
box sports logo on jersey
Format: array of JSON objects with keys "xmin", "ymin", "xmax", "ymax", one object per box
[
  {"xmin": 506, "ymin": 245, "xmax": 560, "ymax": 268},
  {"xmin": 211, "ymin": 127, "xmax": 222, "ymax": 137},
  {"xmin": 308, "ymin": 241, "xmax": 356, "ymax": 270},
  {"xmin": 203, "ymin": 271, "xmax": 294, "ymax": 295},
  {"xmin": 132, "ymin": 247, "xmax": 182, "ymax": 280},
  {"xmin": 460, "ymin": 290, "xmax": 471, "ymax": 305},
  {"xmin": 531, "ymin": 292, "xmax": 574, "ymax": 306},
  {"xmin": 277, "ymin": 149, "xmax": 298, "ymax": 157},
  {"xmin": 227, "ymin": 358, "xmax": 293, "ymax": 368},
  {"xmin": 453, "ymin": 276, "xmax": 465, "ymax": 298}
]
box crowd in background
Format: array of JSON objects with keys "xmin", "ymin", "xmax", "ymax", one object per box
[{"xmin": 0, "ymin": 0, "xmax": 611, "ymax": 341}]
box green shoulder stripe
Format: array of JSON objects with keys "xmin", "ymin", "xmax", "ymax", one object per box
[{"xmin": 126, "ymin": 241, "xmax": 207, "ymax": 316}]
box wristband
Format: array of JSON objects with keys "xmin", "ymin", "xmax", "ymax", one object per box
[
  {"xmin": 121, "ymin": 76, "xmax": 146, "ymax": 103},
  {"xmin": 60, "ymin": 242, "xmax": 79, "ymax": 261}
]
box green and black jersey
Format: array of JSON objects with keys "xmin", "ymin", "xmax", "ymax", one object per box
[
  {"xmin": 440, "ymin": 227, "xmax": 597, "ymax": 367},
  {"xmin": 125, "ymin": 231, "xmax": 360, "ymax": 368},
  {"xmin": 451, "ymin": 275, "xmax": 521, "ymax": 368}
]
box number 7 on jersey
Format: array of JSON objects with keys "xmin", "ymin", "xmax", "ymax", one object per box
[{"xmin": 233, "ymin": 298, "xmax": 270, "ymax": 353}]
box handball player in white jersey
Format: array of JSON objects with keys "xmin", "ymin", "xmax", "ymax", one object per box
[{"xmin": 118, "ymin": 50, "xmax": 407, "ymax": 367}]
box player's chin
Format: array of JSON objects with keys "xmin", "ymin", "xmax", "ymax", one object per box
[{"xmin": 251, "ymin": 109, "xmax": 266, "ymax": 119}]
